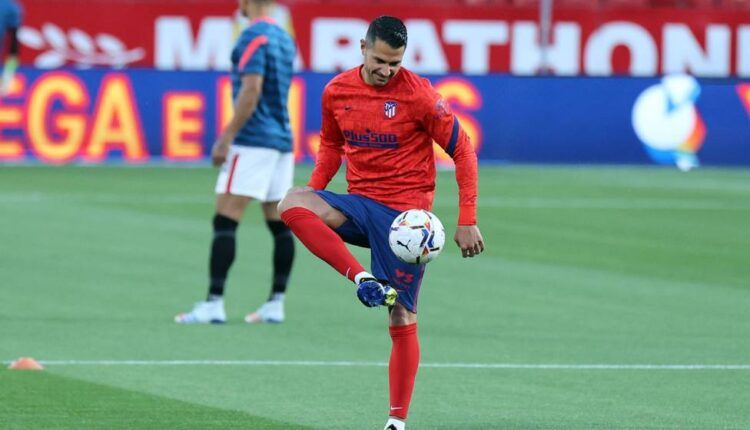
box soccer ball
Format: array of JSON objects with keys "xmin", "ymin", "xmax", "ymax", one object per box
[{"xmin": 388, "ymin": 209, "xmax": 446, "ymax": 264}]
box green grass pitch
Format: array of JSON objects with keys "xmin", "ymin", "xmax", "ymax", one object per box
[{"xmin": 1, "ymin": 165, "xmax": 749, "ymax": 429}]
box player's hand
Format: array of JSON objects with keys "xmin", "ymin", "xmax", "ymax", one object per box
[
  {"xmin": 454, "ymin": 225, "xmax": 484, "ymax": 258},
  {"xmin": 211, "ymin": 134, "xmax": 233, "ymax": 167},
  {"xmin": 0, "ymin": 78, "xmax": 10, "ymax": 96},
  {"xmin": 0, "ymin": 74, "xmax": 13, "ymax": 96}
]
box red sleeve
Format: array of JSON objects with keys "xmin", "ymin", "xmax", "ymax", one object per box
[
  {"xmin": 308, "ymin": 86, "xmax": 344, "ymax": 190},
  {"xmin": 418, "ymin": 84, "xmax": 478, "ymax": 226}
]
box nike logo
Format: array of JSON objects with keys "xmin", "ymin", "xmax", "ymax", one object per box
[{"xmin": 390, "ymin": 406, "xmax": 403, "ymax": 410}]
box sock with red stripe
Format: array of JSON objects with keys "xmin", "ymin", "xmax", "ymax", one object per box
[
  {"xmin": 388, "ymin": 323, "xmax": 419, "ymax": 420},
  {"xmin": 280, "ymin": 207, "xmax": 365, "ymax": 282}
]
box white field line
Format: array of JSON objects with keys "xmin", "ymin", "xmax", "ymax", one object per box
[
  {"xmin": 3, "ymin": 359, "xmax": 750, "ymax": 370},
  {"xmin": 2, "ymin": 193, "xmax": 750, "ymax": 210}
]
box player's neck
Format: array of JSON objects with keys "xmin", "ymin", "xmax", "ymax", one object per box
[
  {"xmin": 359, "ymin": 66, "xmax": 385, "ymax": 88},
  {"xmin": 360, "ymin": 66, "xmax": 374, "ymax": 86},
  {"xmin": 245, "ymin": 5, "xmax": 272, "ymax": 22}
]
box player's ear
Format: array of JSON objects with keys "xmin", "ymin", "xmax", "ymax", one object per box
[{"xmin": 360, "ymin": 39, "xmax": 366, "ymax": 57}]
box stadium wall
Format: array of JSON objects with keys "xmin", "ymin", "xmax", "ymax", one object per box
[
  {"xmin": 1, "ymin": 69, "xmax": 748, "ymax": 167},
  {"xmin": 16, "ymin": 0, "xmax": 750, "ymax": 77},
  {"xmin": 6, "ymin": 1, "xmax": 750, "ymax": 167}
]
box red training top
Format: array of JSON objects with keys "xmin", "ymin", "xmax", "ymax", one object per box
[{"xmin": 308, "ymin": 66, "xmax": 478, "ymax": 225}]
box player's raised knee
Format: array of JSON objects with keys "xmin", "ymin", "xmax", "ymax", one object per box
[{"xmin": 278, "ymin": 187, "xmax": 315, "ymax": 214}]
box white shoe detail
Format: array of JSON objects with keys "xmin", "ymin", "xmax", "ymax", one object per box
[
  {"xmin": 384, "ymin": 417, "xmax": 405, "ymax": 430},
  {"xmin": 354, "ymin": 271, "xmax": 373, "ymax": 285},
  {"xmin": 175, "ymin": 300, "xmax": 226, "ymax": 324},
  {"xmin": 245, "ymin": 300, "xmax": 284, "ymax": 324}
]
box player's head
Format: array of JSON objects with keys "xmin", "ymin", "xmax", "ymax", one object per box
[
  {"xmin": 360, "ymin": 16, "xmax": 407, "ymax": 87},
  {"xmin": 239, "ymin": 0, "xmax": 274, "ymax": 17}
]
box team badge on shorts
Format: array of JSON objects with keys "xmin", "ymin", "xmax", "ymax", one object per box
[{"xmin": 384, "ymin": 101, "xmax": 397, "ymax": 119}]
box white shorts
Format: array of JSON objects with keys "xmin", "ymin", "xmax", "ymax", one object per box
[{"xmin": 215, "ymin": 145, "xmax": 294, "ymax": 202}]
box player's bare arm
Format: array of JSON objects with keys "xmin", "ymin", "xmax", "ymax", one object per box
[
  {"xmin": 0, "ymin": 26, "xmax": 19, "ymax": 96},
  {"xmin": 212, "ymin": 73, "xmax": 264, "ymax": 166}
]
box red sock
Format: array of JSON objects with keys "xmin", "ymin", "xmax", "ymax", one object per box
[
  {"xmin": 388, "ymin": 323, "xmax": 420, "ymax": 420},
  {"xmin": 280, "ymin": 207, "xmax": 365, "ymax": 282}
]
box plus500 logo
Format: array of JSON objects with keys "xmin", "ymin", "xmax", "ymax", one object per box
[
  {"xmin": 343, "ymin": 129, "xmax": 399, "ymax": 148},
  {"xmin": 343, "ymin": 129, "xmax": 397, "ymax": 143}
]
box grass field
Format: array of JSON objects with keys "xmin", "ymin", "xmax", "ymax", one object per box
[{"xmin": 1, "ymin": 165, "xmax": 749, "ymax": 429}]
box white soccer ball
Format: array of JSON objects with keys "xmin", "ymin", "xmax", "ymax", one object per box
[{"xmin": 388, "ymin": 209, "xmax": 446, "ymax": 264}]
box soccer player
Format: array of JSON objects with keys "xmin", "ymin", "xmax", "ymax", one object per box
[
  {"xmin": 277, "ymin": 16, "xmax": 484, "ymax": 430},
  {"xmin": 0, "ymin": 0, "xmax": 21, "ymax": 96},
  {"xmin": 176, "ymin": 0, "xmax": 297, "ymax": 325}
]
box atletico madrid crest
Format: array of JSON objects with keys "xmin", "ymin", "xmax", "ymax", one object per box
[{"xmin": 384, "ymin": 101, "xmax": 397, "ymax": 119}]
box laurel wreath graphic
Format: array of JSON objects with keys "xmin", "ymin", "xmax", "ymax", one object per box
[{"xmin": 18, "ymin": 23, "xmax": 145, "ymax": 68}]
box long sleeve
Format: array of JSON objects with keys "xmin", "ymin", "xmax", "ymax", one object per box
[
  {"xmin": 419, "ymin": 87, "xmax": 478, "ymax": 225},
  {"xmin": 308, "ymin": 88, "xmax": 344, "ymax": 190}
]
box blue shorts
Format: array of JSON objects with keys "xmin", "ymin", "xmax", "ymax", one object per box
[{"xmin": 316, "ymin": 191, "xmax": 426, "ymax": 313}]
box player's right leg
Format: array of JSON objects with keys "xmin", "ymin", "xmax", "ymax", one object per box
[
  {"xmin": 278, "ymin": 189, "xmax": 393, "ymax": 300},
  {"xmin": 278, "ymin": 189, "xmax": 365, "ymax": 281},
  {"xmin": 244, "ymin": 201, "xmax": 294, "ymax": 324},
  {"xmin": 278, "ymin": 188, "xmax": 347, "ymax": 229},
  {"xmin": 208, "ymin": 193, "xmax": 252, "ymax": 301}
]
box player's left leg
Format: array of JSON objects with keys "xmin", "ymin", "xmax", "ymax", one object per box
[
  {"xmin": 355, "ymin": 203, "xmax": 424, "ymax": 429},
  {"xmin": 246, "ymin": 151, "xmax": 296, "ymax": 324},
  {"xmin": 245, "ymin": 201, "xmax": 294, "ymax": 324}
]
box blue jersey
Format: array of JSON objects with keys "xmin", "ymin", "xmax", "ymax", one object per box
[
  {"xmin": 0, "ymin": 0, "xmax": 21, "ymax": 46},
  {"xmin": 230, "ymin": 18, "xmax": 295, "ymax": 152}
]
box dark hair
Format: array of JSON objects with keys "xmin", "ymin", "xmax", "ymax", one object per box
[{"xmin": 365, "ymin": 16, "xmax": 407, "ymax": 49}]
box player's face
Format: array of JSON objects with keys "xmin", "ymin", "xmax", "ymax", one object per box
[{"xmin": 360, "ymin": 38, "xmax": 405, "ymax": 87}]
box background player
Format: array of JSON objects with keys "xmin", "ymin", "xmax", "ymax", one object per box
[
  {"xmin": 0, "ymin": 0, "xmax": 21, "ymax": 96},
  {"xmin": 277, "ymin": 16, "xmax": 484, "ymax": 430},
  {"xmin": 176, "ymin": 0, "xmax": 297, "ymax": 325}
]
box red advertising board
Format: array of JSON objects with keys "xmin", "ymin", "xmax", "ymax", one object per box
[{"xmin": 15, "ymin": 0, "xmax": 750, "ymax": 77}]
